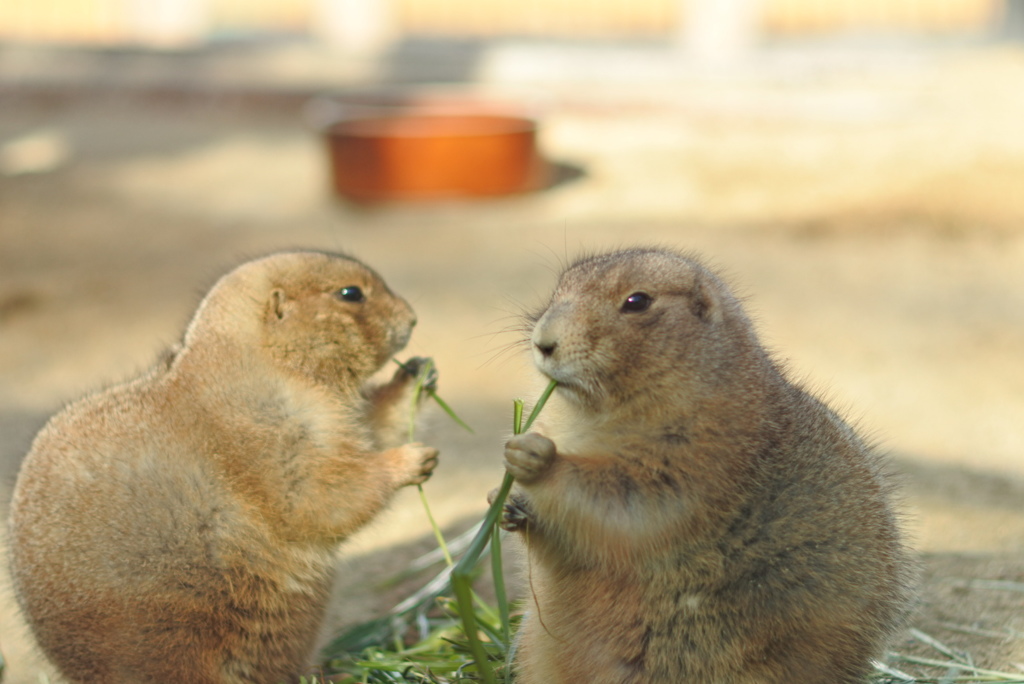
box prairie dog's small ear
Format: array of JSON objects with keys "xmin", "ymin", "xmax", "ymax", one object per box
[
  {"xmin": 269, "ymin": 288, "xmax": 287, "ymax": 321},
  {"xmin": 690, "ymin": 279, "xmax": 718, "ymax": 323}
]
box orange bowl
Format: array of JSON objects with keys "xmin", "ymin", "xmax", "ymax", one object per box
[{"xmin": 323, "ymin": 112, "xmax": 547, "ymax": 203}]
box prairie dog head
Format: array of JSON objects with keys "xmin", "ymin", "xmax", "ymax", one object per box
[
  {"xmin": 529, "ymin": 248, "xmax": 760, "ymax": 416},
  {"xmin": 184, "ymin": 251, "xmax": 416, "ymax": 386}
]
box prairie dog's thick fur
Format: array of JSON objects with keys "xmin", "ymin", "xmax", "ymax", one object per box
[
  {"xmin": 503, "ymin": 248, "xmax": 914, "ymax": 684},
  {"xmin": 7, "ymin": 251, "xmax": 439, "ymax": 684}
]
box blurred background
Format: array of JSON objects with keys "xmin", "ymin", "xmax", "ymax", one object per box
[
  {"xmin": 0, "ymin": 0, "xmax": 1019, "ymax": 48},
  {"xmin": 2, "ymin": 1, "xmax": 1024, "ymax": 681}
]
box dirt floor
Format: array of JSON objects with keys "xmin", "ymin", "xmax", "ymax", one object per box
[{"xmin": 1, "ymin": 40, "xmax": 1023, "ymax": 681}]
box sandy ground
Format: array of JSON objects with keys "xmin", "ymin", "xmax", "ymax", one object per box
[{"xmin": 1, "ymin": 40, "xmax": 1023, "ymax": 681}]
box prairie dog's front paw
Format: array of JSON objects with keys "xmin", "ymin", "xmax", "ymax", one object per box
[
  {"xmin": 399, "ymin": 443, "xmax": 439, "ymax": 486},
  {"xmin": 504, "ymin": 432, "xmax": 556, "ymax": 484},
  {"xmin": 487, "ymin": 489, "xmax": 531, "ymax": 532},
  {"xmin": 499, "ymin": 493, "xmax": 532, "ymax": 532},
  {"xmin": 396, "ymin": 356, "xmax": 438, "ymax": 395}
]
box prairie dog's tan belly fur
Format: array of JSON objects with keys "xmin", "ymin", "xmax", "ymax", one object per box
[
  {"xmin": 503, "ymin": 248, "xmax": 914, "ymax": 684},
  {"xmin": 8, "ymin": 251, "xmax": 440, "ymax": 684}
]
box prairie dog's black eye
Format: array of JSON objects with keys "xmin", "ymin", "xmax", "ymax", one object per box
[
  {"xmin": 621, "ymin": 292, "xmax": 653, "ymax": 313},
  {"xmin": 335, "ymin": 286, "xmax": 365, "ymax": 303}
]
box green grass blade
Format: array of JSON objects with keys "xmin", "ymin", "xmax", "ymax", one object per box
[
  {"xmin": 429, "ymin": 391, "xmax": 474, "ymax": 434},
  {"xmin": 418, "ymin": 483, "xmax": 453, "ymax": 568},
  {"xmin": 513, "ymin": 399, "xmax": 524, "ymax": 435},
  {"xmin": 886, "ymin": 652, "xmax": 1024, "ymax": 680},
  {"xmin": 450, "ymin": 570, "xmax": 497, "ymax": 684},
  {"xmin": 471, "ymin": 613, "xmax": 509, "ymax": 655},
  {"xmin": 402, "ymin": 357, "xmax": 432, "ymax": 442},
  {"xmin": 491, "ymin": 522, "xmax": 511, "ymax": 647},
  {"xmin": 450, "ymin": 380, "xmax": 557, "ymax": 684},
  {"xmin": 521, "ymin": 380, "xmax": 558, "ymax": 433},
  {"xmin": 455, "ymin": 474, "xmax": 514, "ymax": 574},
  {"xmin": 396, "ymin": 357, "xmax": 465, "ymax": 568}
]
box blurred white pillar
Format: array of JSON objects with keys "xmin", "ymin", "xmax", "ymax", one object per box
[
  {"xmin": 122, "ymin": 0, "xmax": 209, "ymax": 47},
  {"xmin": 312, "ymin": 0, "xmax": 398, "ymax": 54},
  {"xmin": 678, "ymin": 0, "xmax": 761, "ymax": 66}
]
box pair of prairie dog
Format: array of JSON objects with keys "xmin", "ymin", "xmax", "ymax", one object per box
[
  {"xmin": 7, "ymin": 247, "xmax": 913, "ymax": 684},
  {"xmin": 8, "ymin": 251, "xmax": 439, "ymax": 683}
]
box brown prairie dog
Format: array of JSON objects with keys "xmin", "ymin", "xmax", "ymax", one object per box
[
  {"xmin": 503, "ymin": 247, "xmax": 914, "ymax": 684},
  {"xmin": 7, "ymin": 251, "xmax": 439, "ymax": 684}
]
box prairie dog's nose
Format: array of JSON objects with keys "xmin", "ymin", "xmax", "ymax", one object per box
[
  {"xmin": 532, "ymin": 304, "xmax": 565, "ymax": 359},
  {"xmin": 534, "ymin": 336, "xmax": 557, "ymax": 358}
]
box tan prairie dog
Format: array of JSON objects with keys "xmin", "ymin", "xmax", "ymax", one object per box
[
  {"xmin": 502, "ymin": 247, "xmax": 914, "ymax": 684},
  {"xmin": 7, "ymin": 251, "xmax": 439, "ymax": 684}
]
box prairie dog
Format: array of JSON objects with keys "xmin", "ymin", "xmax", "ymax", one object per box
[
  {"xmin": 503, "ymin": 248, "xmax": 914, "ymax": 684},
  {"xmin": 7, "ymin": 251, "xmax": 439, "ymax": 684}
]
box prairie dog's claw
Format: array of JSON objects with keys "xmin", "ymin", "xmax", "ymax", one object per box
[
  {"xmin": 398, "ymin": 357, "xmax": 438, "ymax": 394},
  {"xmin": 500, "ymin": 494, "xmax": 531, "ymax": 532},
  {"xmin": 402, "ymin": 443, "xmax": 439, "ymax": 485}
]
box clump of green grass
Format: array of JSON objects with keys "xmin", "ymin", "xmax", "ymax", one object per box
[{"xmin": 318, "ymin": 369, "xmax": 556, "ymax": 683}]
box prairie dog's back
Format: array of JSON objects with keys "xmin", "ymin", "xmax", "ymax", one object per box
[{"xmin": 502, "ymin": 248, "xmax": 914, "ymax": 684}]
